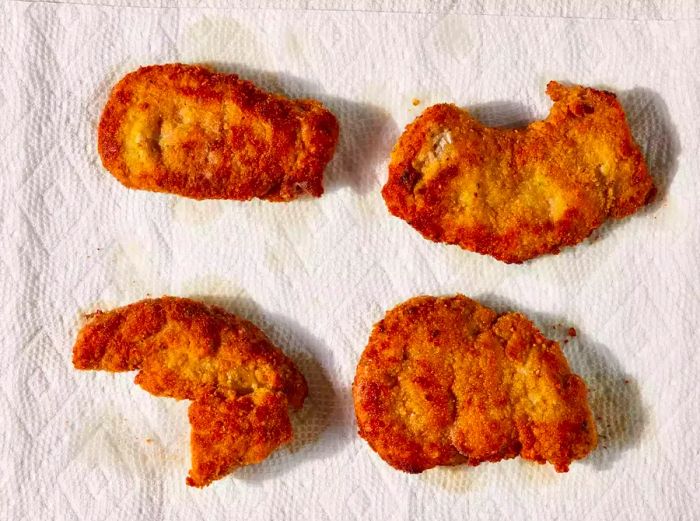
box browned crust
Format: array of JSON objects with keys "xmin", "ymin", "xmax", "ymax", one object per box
[
  {"xmin": 383, "ymin": 82, "xmax": 655, "ymax": 263},
  {"xmin": 187, "ymin": 390, "xmax": 293, "ymax": 487},
  {"xmin": 98, "ymin": 63, "xmax": 339, "ymax": 201},
  {"xmin": 353, "ymin": 295, "xmax": 597, "ymax": 473},
  {"xmin": 73, "ymin": 296, "xmax": 307, "ymax": 487}
]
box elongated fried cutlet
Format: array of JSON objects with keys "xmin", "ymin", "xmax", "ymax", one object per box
[
  {"xmin": 73, "ymin": 296, "xmax": 307, "ymax": 487},
  {"xmin": 383, "ymin": 82, "xmax": 655, "ymax": 263},
  {"xmin": 98, "ymin": 64, "xmax": 339, "ymax": 201},
  {"xmin": 353, "ymin": 295, "xmax": 597, "ymax": 473}
]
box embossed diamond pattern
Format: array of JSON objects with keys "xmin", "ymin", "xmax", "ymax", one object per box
[{"xmin": 2, "ymin": 2, "xmax": 699, "ymax": 520}]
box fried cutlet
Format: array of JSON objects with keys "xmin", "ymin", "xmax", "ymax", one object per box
[
  {"xmin": 353, "ymin": 295, "xmax": 597, "ymax": 473},
  {"xmin": 98, "ymin": 64, "xmax": 339, "ymax": 201},
  {"xmin": 383, "ymin": 82, "xmax": 655, "ymax": 263},
  {"xmin": 73, "ymin": 296, "xmax": 307, "ymax": 487}
]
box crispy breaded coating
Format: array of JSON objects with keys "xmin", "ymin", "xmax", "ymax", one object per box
[
  {"xmin": 353, "ymin": 295, "xmax": 597, "ymax": 473},
  {"xmin": 98, "ymin": 64, "xmax": 339, "ymax": 201},
  {"xmin": 383, "ymin": 82, "xmax": 655, "ymax": 263},
  {"xmin": 73, "ymin": 296, "xmax": 307, "ymax": 487}
]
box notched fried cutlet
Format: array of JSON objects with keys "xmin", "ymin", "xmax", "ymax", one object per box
[
  {"xmin": 353, "ymin": 295, "xmax": 597, "ymax": 474},
  {"xmin": 383, "ymin": 82, "xmax": 655, "ymax": 263},
  {"xmin": 98, "ymin": 64, "xmax": 339, "ymax": 201},
  {"xmin": 73, "ymin": 296, "xmax": 307, "ymax": 487}
]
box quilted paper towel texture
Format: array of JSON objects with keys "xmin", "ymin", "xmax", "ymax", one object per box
[{"xmin": 2, "ymin": 2, "xmax": 699, "ymax": 520}]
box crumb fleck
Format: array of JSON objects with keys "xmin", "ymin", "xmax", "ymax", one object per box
[
  {"xmin": 412, "ymin": 98, "xmax": 421, "ymax": 106},
  {"xmin": 567, "ymin": 327, "xmax": 577, "ymax": 337},
  {"xmin": 624, "ymin": 379, "xmax": 629, "ymax": 384},
  {"xmin": 145, "ymin": 437, "xmax": 153, "ymax": 444}
]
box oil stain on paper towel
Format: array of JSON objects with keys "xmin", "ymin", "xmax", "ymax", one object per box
[
  {"xmin": 69, "ymin": 410, "xmax": 175, "ymax": 513},
  {"xmin": 171, "ymin": 199, "xmax": 225, "ymax": 226},
  {"xmin": 180, "ymin": 18, "xmax": 271, "ymax": 75},
  {"xmin": 105, "ymin": 237, "xmax": 168, "ymax": 299}
]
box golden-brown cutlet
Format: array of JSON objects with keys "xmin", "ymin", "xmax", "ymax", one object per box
[
  {"xmin": 73, "ymin": 296, "xmax": 307, "ymax": 487},
  {"xmin": 98, "ymin": 63, "xmax": 339, "ymax": 201},
  {"xmin": 383, "ymin": 82, "xmax": 655, "ymax": 263},
  {"xmin": 353, "ymin": 295, "xmax": 597, "ymax": 473}
]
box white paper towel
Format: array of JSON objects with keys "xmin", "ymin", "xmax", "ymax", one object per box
[{"xmin": 2, "ymin": 1, "xmax": 699, "ymax": 519}]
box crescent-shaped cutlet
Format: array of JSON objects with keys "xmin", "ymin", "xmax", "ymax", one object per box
[
  {"xmin": 353, "ymin": 295, "xmax": 597, "ymax": 473},
  {"xmin": 383, "ymin": 82, "xmax": 655, "ymax": 263},
  {"xmin": 73, "ymin": 296, "xmax": 307, "ymax": 487},
  {"xmin": 98, "ymin": 64, "xmax": 339, "ymax": 201}
]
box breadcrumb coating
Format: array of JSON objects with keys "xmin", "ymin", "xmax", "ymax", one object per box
[
  {"xmin": 98, "ymin": 64, "xmax": 339, "ymax": 201},
  {"xmin": 73, "ymin": 296, "xmax": 307, "ymax": 487},
  {"xmin": 383, "ymin": 82, "xmax": 655, "ymax": 263},
  {"xmin": 353, "ymin": 295, "xmax": 597, "ymax": 473}
]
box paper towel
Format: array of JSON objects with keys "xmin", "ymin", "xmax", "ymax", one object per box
[{"xmin": 2, "ymin": 1, "xmax": 698, "ymax": 519}]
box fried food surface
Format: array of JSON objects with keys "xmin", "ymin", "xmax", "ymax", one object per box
[
  {"xmin": 73, "ymin": 296, "xmax": 307, "ymax": 487},
  {"xmin": 353, "ymin": 295, "xmax": 597, "ymax": 473},
  {"xmin": 98, "ymin": 64, "xmax": 339, "ymax": 201},
  {"xmin": 383, "ymin": 82, "xmax": 655, "ymax": 263}
]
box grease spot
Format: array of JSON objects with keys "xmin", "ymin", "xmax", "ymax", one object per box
[
  {"xmin": 171, "ymin": 199, "xmax": 225, "ymax": 226},
  {"xmin": 180, "ymin": 18, "xmax": 271, "ymax": 71},
  {"xmin": 352, "ymin": 191, "xmax": 386, "ymax": 221},
  {"xmin": 432, "ymin": 15, "xmax": 474, "ymax": 62},
  {"xmin": 647, "ymin": 196, "xmax": 685, "ymax": 231},
  {"xmin": 419, "ymin": 465, "xmax": 475, "ymax": 493},
  {"xmin": 360, "ymin": 84, "xmax": 451, "ymax": 120},
  {"xmin": 106, "ymin": 238, "xmax": 167, "ymax": 298},
  {"xmin": 179, "ymin": 275, "xmax": 250, "ymax": 306},
  {"xmin": 283, "ymin": 31, "xmax": 307, "ymax": 68},
  {"xmin": 418, "ymin": 462, "xmax": 529, "ymax": 493},
  {"xmin": 264, "ymin": 247, "xmax": 283, "ymax": 273},
  {"xmin": 71, "ymin": 411, "xmax": 185, "ymax": 478},
  {"xmin": 141, "ymin": 433, "xmax": 188, "ymax": 470},
  {"xmin": 512, "ymin": 459, "xmax": 559, "ymax": 488},
  {"xmin": 72, "ymin": 386, "xmax": 195, "ymax": 489}
]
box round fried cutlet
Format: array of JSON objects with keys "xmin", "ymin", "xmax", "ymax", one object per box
[{"xmin": 353, "ymin": 295, "xmax": 597, "ymax": 473}]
